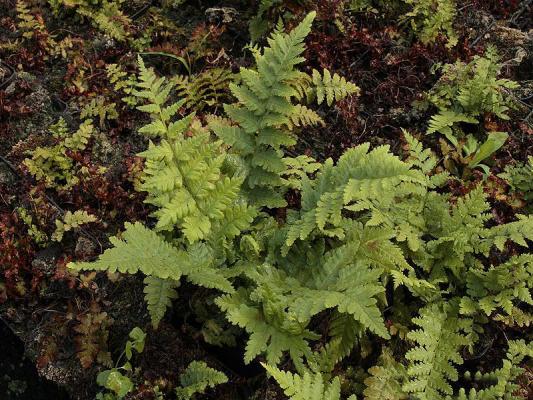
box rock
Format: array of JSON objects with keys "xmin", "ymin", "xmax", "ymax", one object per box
[
  {"xmin": 205, "ymin": 7, "xmax": 239, "ymax": 24},
  {"xmin": 74, "ymin": 236, "xmax": 97, "ymax": 260}
]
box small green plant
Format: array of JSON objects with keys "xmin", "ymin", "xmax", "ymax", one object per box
[
  {"xmin": 499, "ymin": 156, "xmax": 533, "ymax": 210},
  {"xmin": 24, "ymin": 118, "xmax": 93, "ymax": 189},
  {"xmin": 175, "ymin": 361, "xmax": 227, "ymax": 399},
  {"xmin": 51, "ymin": 210, "xmax": 97, "ymax": 242},
  {"xmin": 263, "ymin": 363, "xmax": 357, "ymax": 400},
  {"xmin": 96, "ymin": 327, "xmax": 146, "ymax": 400},
  {"xmin": 424, "ymin": 48, "xmax": 519, "ymax": 169},
  {"xmin": 80, "ymin": 96, "xmax": 118, "ymax": 128},
  {"xmin": 402, "ymin": 0, "xmax": 457, "ymax": 48},
  {"xmin": 49, "ymin": 0, "xmax": 131, "ymax": 41}
]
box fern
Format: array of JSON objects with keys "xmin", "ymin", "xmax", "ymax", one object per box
[
  {"xmin": 216, "ymin": 285, "xmax": 319, "ymax": 368},
  {"xmin": 214, "ymin": 12, "xmax": 358, "ymax": 208},
  {"xmin": 499, "ymin": 156, "xmax": 533, "ymax": 208},
  {"xmin": 106, "ymin": 63, "xmax": 139, "ymax": 106},
  {"xmin": 312, "ymin": 69, "xmax": 360, "ymax": 106},
  {"xmin": 284, "ymin": 143, "xmax": 426, "ymax": 249},
  {"xmin": 143, "ymin": 276, "xmax": 179, "ymax": 328},
  {"xmin": 425, "ymin": 48, "xmax": 519, "ymax": 145},
  {"xmin": 363, "ymin": 348, "xmax": 408, "ymax": 400},
  {"xmin": 402, "ymin": 302, "xmax": 470, "ymax": 399},
  {"xmin": 57, "ymin": 0, "xmax": 131, "ymax": 41},
  {"xmin": 24, "ymin": 118, "xmax": 93, "ymax": 189},
  {"xmin": 263, "ymin": 364, "xmax": 357, "ymax": 400},
  {"xmin": 133, "ymin": 57, "xmax": 255, "ymax": 242},
  {"xmin": 80, "ymin": 96, "xmax": 118, "ymax": 128},
  {"xmin": 175, "ymin": 361, "xmax": 227, "ymax": 399},
  {"xmin": 403, "ymin": 0, "xmax": 457, "ymax": 48},
  {"xmin": 456, "ymin": 340, "xmax": 533, "ymax": 400},
  {"xmin": 69, "ymin": 222, "xmax": 234, "ymax": 326},
  {"xmin": 173, "ymin": 68, "xmax": 234, "ymax": 112},
  {"xmin": 460, "ymin": 254, "xmax": 533, "ymax": 323},
  {"xmin": 52, "ymin": 210, "xmax": 97, "ymax": 242}
]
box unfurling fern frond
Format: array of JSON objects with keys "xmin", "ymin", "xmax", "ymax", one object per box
[{"xmin": 175, "ymin": 361, "xmax": 228, "ymax": 400}]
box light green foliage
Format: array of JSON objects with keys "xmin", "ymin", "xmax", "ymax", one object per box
[
  {"xmin": 17, "ymin": 0, "xmax": 46, "ymax": 38},
  {"xmin": 499, "ymin": 156, "xmax": 533, "ymax": 207},
  {"xmin": 363, "ymin": 348, "xmax": 407, "ymax": 399},
  {"xmin": 426, "ymin": 49, "xmax": 519, "ymax": 146},
  {"xmin": 312, "ymin": 69, "xmax": 360, "ymax": 106},
  {"xmin": 214, "ymin": 12, "xmax": 359, "ymax": 207},
  {"xmin": 284, "ymin": 143, "xmax": 426, "ymax": 249},
  {"xmin": 133, "ymin": 57, "xmax": 255, "ymax": 241},
  {"xmin": 143, "ymin": 277, "xmax": 179, "ymax": 329},
  {"xmin": 403, "ymin": 0, "xmax": 457, "ymax": 48},
  {"xmin": 69, "ymin": 222, "xmax": 234, "ymax": 327},
  {"xmin": 24, "ymin": 118, "xmax": 93, "ymax": 189},
  {"xmin": 80, "ymin": 96, "xmax": 118, "ymax": 127},
  {"xmin": 69, "ymin": 15, "xmax": 533, "ymax": 398},
  {"xmin": 16, "ymin": 207, "xmax": 48, "ymax": 245},
  {"xmin": 216, "ymin": 12, "xmax": 316, "ymax": 207},
  {"xmin": 52, "ymin": 210, "xmax": 97, "ymax": 242},
  {"xmin": 263, "ymin": 363, "xmax": 357, "ymax": 400},
  {"xmin": 456, "ymin": 340, "xmax": 533, "ymax": 400},
  {"xmin": 216, "ymin": 283, "xmax": 320, "ymax": 367},
  {"xmin": 402, "ymin": 303, "xmax": 470, "ymax": 399},
  {"xmin": 175, "ymin": 361, "xmax": 227, "ymax": 399},
  {"xmin": 460, "ymin": 254, "xmax": 533, "ymax": 326},
  {"xmin": 52, "ymin": 0, "xmax": 131, "ymax": 41},
  {"xmin": 106, "ymin": 63, "xmax": 139, "ymax": 106}
]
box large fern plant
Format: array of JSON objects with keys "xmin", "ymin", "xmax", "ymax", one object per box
[{"xmin": 68, "ymin": 13, "xmax": 533, "ymax": 400}]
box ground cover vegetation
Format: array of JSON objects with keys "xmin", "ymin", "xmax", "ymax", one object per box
[{"xmin": 0, "ymin": 0, "xmax": 532, "ymax": 399}]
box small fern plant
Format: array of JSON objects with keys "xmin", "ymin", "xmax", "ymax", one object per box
[
  {"xmin": 69, "ymin": 57, "xmax": 255, "ymax": 328},
  {"xmin": 24, "ymin": 118, "xmax": 93, "ymax": 189},
  {"xmin": 426, "ymin": 48, "xmax": 519, "ymax": 147},
  {"xmin": 175, "ymin": 361, "xmax": 227, "ymax": 400},
  {"xmin": 211, "ymin": 12, "xmax": 359, "ymax": 208},
  {"xmin": 263, "ymin": 363, "xmax": 357, "ymax": 400}
]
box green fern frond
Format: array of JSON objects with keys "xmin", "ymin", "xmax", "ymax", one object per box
[
  {"xmin": 176, "ymin": 361, "xmax": 228, "ymax": 400},
  {"xmin": 133, "ymin": 57, "xmax": 250, "ymax": 242},
  {"xmin": 216, "ymin": 286, "xmax": 318, "ymax": 367},
  {"xmin": 263, "ymin": 364, "xmax": 357, "ymax": 400},
  {"xmin": 68, "ymin": 222, "xmax": 188, "ymax": 279},
  {"xmin": 403, "ymin": 302, "xmax": 470, "ymax": 399},
  {"xmin": 143, "ymin": 276, "xmax": 179, "ymax": 328},
  {"xmin": 312, "ymin": 68, "xmax": 360, "ymax": 106}
]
